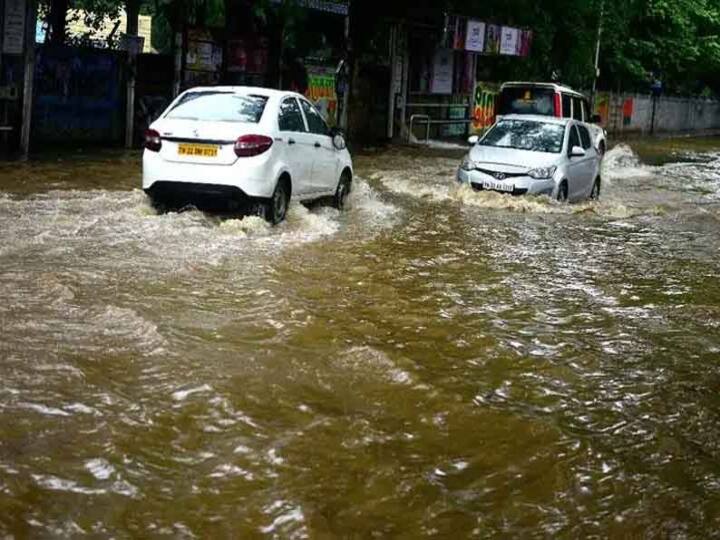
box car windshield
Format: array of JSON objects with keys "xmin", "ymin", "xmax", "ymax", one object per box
[
  {"xmin": 480, "ymin": 120, "xmax": 565, "ymax": 153},
  {"xmin": 165, "ymin": 92, "xmax": 269, "ymax": 123},
  {"xmin": 498, "ymin": 87, "xmax": 556, "ymax": 116}
]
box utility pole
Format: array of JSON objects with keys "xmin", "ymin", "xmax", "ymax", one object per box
[
  {"xmin": 590, "ymin": 0, "xmax": 604, "ymax": 109},
  {"xmin": 19, "ymin": 0, "xmax": 36, "ymax": 160},
  {"xmin": 124, "ymin": 0, "xmax": 139, "ymax": 148}
]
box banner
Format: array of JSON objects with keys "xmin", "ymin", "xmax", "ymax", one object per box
[
  {"xmin": 485, "ymin": 24, "xmax": 501, "ymax": 54},
  {"xmin": 465, "ymin": 20, "xmax": 486, "ymax": 53},
  {"xmin": 517, "ymin": 30, "xmax": 532, "ymax": 57},
  {"xmin": 430, "ymin": 49, "xmax": 454, "ymax": 95},
  {"xmin": 3, "ymin": 0, "xmax": 26, "ymax": 55},
  {"xmin": 500, "ymin": 26, "xmax": 519, "ymax": 55}
]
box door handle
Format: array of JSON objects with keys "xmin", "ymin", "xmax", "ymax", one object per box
[
  {"xmin": 314, "ymin": 142, "xmax": 321, "ymax": 148},
  {"xmin": 288, "ymin": 138, "xmax": 296, "ymax": 145}
]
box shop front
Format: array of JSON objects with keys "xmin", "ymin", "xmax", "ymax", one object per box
[
  {"xmin": 179, "ymin": 0, "xmax": 350, "ymax": 127},
  {"xmin": 388, "ymin": 15, "xmax": 533, "ymax": 142}
]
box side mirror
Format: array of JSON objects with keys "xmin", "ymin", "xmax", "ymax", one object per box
[
  {"xmin": 570, "ymin": 145, "xmax": 586, "ymax": 158},
  {"xmin": 468, "ymin": 135, "xmax": 479, "ymax": 145},
  {"xmin": 330, "ymin": 127, "xmax": 346, "ymax": 150},
  {"xmin": 590, "ymin": 114, "xmax": 602, "ymax": 124}
]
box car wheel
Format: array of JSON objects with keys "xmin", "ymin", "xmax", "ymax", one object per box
[
  {"xmin": 557, "ymin": 181, "xmax": 569, "ymax": 203},
  {"xmin": 260, "ymin": 178, "xmax": 290, "ymax": 225},
  {"xmin": 333, "ymin": 171, "xmax": 352, "ymax": 210},
  {"xmin": 598, "ymin": 141, "xmax": 606, "ymax": 156},
  {"xmin": 590, "ymin": 177, "xmax": 601, "ymax": 200}
]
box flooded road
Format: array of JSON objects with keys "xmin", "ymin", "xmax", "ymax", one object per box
[{"xmin": 1, "ymin": 138, "xmax": 719, "ymax": 537}]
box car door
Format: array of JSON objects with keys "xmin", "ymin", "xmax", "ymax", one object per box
[
  {"xmin": 277, "ymin": 97, "xmax": 314, "ymax": 196},
  {"xmin": 299, "ymin": 98, "xmax": 339, "ymax": 193},
  {"xmin": 577, "ymin": 124, "xmax": 599, "ymax": 196},
  {"xmin": 565, "ymin": 123, "xmax": 588, "ymax": 201}
]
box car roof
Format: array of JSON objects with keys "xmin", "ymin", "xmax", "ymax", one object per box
[
  {"xmin": 183, "ymin": 86, "xmax": 303, "ymax": 100},
  {"xmin": 500, "ymin": 81, "xmax": 586, "ymax": 98},
  {"xmin": 498, "ymin": 114, "xmax": 572, "ymax": 126}
]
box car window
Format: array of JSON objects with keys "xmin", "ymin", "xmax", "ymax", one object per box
[
  {"xmin": 583, "ymin": 99, "xmax": 591, "ymax": 121},
  {"xmin": 572, "ymin": 97, "xmax": 583, "ymax": 120},
  {"xmin": 568, "ymin": 125, "xmax": 581, "ymax": 154},
  {"xmin": 498, "ymin": 87, "xmax": 555, "ymax": 116},
  {"xmin": 166, "ymin": 92, "xmax": 268, "ymax": 123},
  {"xmin": 562, "ymin": 94, "xmax": 572, "ymax": 118},
  {"xmin": 480, "ymin": 119, "xmax": 565, "ymax": 154},
  {"xmin": 300, "ymin": 99, "xmax": 330, "ymax": 136},
  {"xmin": 578, "ymin": 124, "xmax": 592, "ymax": 149},
  {"xmin": 278, "ymin": 98, "xmax": 306, "ymax": 132}
]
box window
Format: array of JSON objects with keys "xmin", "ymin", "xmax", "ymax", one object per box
[
  {"xmin": 300, "ymin": 100, "xmax": 330, "ymax": 136},
  {"xmin": 583, "ymin": 99, "xmax": 592, "ymax": 121},
  {"xmin": 578, "ymin": 125, "xmax": 592, "ymax": 149},
  {"xmin": 166, "ymin": 92, "xmax": 268, "ymax": 123},
  {"xmin": 562, "ymin": 94, "xmax": 572, "ymax": 118},
  {"xmin": 568, "ymin": 125, "xmax": 581, "ymax": 154},
  {"xmin": 278, "ymin": 98, "xmax": 306, "ymax": 132},
  {"xmin": 498, "ymin": 87, "xmax": 556, "ymax": 116},
  {"xmin": 572, "ymin": 97, "xmax": 583, "ymax": 120},
  {"xmin": 480, "ymin": 119, "xmax": 566, "ymax": 154}
]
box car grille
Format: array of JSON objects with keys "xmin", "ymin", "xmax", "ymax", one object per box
[{"xmin": 474, "ymin": 168, "xmax": 526, "ymax": 179}]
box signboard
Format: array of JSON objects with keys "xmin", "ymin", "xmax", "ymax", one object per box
[
  {"xmin": 430, "ymin": 49, "xmax": 454, "ymax": 95},
  {"xmin": 500, "ymin": 27, "xmax": 519, "ymax": 55},
  {"xmin": 305, "ymin": 65, "xmax": 338, "ymax": 125},
  {"xmin": 269, "ymin": 0, "xmax": 349, "ymax": 15},
  {"xmin": 465, "ymin": 20, "xmax": 485, "ymax": 53},
  {"xmin": 3, "ymin": 0, "xmax": 27, "ymax": 55}
]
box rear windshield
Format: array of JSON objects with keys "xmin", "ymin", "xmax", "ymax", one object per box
[
  {"xmin": 498, "ymin": 87, "xmax": 556, "ymax": 116},
  {"xmin": 166, "ymin": 92, "xmax": 269, "ymax": 123},
  {"xmin": 480, "ymin": 119, "xmax": 565, "ymax": 153}
]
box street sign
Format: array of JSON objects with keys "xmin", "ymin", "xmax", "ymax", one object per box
[{"xmin": 3, "ymin": 0, "xmax": 27, "ymax": 55}]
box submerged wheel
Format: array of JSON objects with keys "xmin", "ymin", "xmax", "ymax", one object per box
[
  {"xmin": 590, "ymin": 177, "xmax": 601, "ymax": 200},
  {"xmin": 333, "ymin": 170, "xmax": 352, "ymax": 210},
  {"xmin": 254, "ymin": 178, "xmax": 290, "ymax": 225},
  {"xmin": 557, "ymin": 181, "xmax": 569, "ymax": 203}
]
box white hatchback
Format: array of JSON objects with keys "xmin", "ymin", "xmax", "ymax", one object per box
[
  {"xmin": 142, "ymin": 86, "xmax": 353, "ymax": 224},
  {"xmin": 457, "ymin": 115, "xmax": 602, "ymax": 202}
]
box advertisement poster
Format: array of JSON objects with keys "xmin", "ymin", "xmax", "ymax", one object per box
[
  {"xmin": 465, "ymin": 20, "xmax": 486, "ymax": 53},
  {"xmin": 430, "ymin": 49, "xmax": 454, "ymax": 95},
  {"xmin": 305, "ymin": 65, "xmax": 338, "ymax": 124},
  {"xmin": 517, "ymin": 30, "xmax": 533, "ymax": 57},
  {"xmin": 485, "ymin": 24, "xmax": 501, "ymax": 54},
  {"xmin": 452, "ymin": 17, "xmax": 466, "ymax": 50},
  {"xmin": 3, "ymin": 0, "xmax": 26, "ymax": 55},
  {"xmin": 500, "ymin": 26, "xmax": 520, "ymax": 55}
]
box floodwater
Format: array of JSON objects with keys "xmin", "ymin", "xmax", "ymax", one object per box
[{"xmin": 1, "ymin": 138, "xmax": 719, "ymax": 537}]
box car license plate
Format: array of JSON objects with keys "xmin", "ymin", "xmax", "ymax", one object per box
[
  {"xmin": 482, "ymin": 180, "xmax": 513, "ymax": 193},
  {"xmin": 178, "ymin": 143, "xmax": 219, "ymax": 157}
]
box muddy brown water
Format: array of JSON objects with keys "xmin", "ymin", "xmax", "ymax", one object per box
[{"xmin": 1, "ymin": 139, "xmax": 719, "ymax": 537}]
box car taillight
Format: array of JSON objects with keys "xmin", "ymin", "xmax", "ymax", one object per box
[
  {"xmin": 554, "ymin": 92, "xmax": 562, "ymax": 118},
  {"xmin": 234, "ymin": 135, "xmax": 273, "ymax": 158},
  {"xmin": 144, "ymin": 129, "xmax": 162, "ymax": 152}
]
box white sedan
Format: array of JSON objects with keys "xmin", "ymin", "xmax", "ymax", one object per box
[{"xmin": 142, "ymin": 86, "xmax": 353, "ymax": 224}]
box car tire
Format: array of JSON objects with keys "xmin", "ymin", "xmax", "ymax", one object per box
[
  {"xmin": 557, "ymin": 181, "xmax": 569, "ymax": 203},
  {"xmin": 333, "ymin": 170, "xmax": 352, "ymax": 210},
  {"xmin": 257, "ymin": 178, "xmax": 290, "ymax": 225},
  {"xmin": 590, "ymin": 177, "xmax": 601, "ymax": 200},
  {"xmin": 598, "ymin": 141, "xmax": 606, "ymax": 156}
]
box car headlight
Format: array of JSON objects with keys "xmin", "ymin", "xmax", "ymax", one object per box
[
  {"xmin": 527, "ymin": 166, "xmax": 557, "ymax": 179},
  {"xmin": 460, "ymin": 155, "xmax": 475, "ymax": 171}
]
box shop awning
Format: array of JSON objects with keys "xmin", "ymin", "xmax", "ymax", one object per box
[{"xmin": 269, "ymin": 0, "xmax": 349, "ymax": 16}]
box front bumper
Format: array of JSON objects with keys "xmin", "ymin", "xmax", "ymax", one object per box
[{"xmin": 457, "ymin": 168, "xmax": 555, "ymax": 197}]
